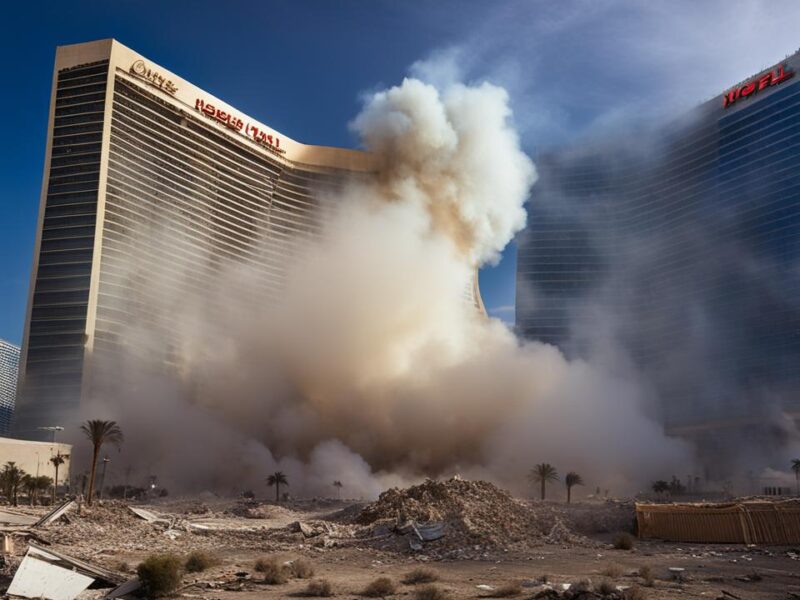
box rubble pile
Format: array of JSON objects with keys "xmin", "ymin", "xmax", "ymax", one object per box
[
  {"xmin": 227, "ymin": 501, "xmax": 295, "ymax": 520},
  {"xmin": 353, "ymin": 477, "xmax": 596, "ymax": 555},
  {"xmin": 38, "ymin": 501, "xmax": 283, "ymax": 565}
]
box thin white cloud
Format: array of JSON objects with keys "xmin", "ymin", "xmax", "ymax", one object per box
[{"xmin": 410, "ymin": 0, "xmax": 800, "ymax": 149}]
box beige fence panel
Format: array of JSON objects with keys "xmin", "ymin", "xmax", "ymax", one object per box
[{"xmin": 636, "ymin": 500, "xmax": 800, "ymax": 544}]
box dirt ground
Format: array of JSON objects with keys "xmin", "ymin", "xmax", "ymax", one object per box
[
  {"xmin": 2, "ymin": 481, "xmax": 800, "ymax": 599},
  {"xmin": 133, "ymin": 536, "xmax": 800, "ymax": 599}
]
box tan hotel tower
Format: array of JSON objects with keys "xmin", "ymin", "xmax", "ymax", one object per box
[{"xmin": 14, "ymin": 39, "xmax": 485, "ymax": 439}]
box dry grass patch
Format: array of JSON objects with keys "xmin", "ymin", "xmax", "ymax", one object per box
[
  {"xmin": 137, "ymin": 554, "xmax": 182, "ymax": 598},
  {"xmin": 254, "ymin": 556, "xmax": 289, "ymax": 585},
  {"xmin": 600, "ymin": 563, "xmax": 624, "ymax": 578},
  {"xmin": 361, "ymin": 577, "xmax": 397, "ymax": 597},
  {"xmin": 402, "ymin": 567, "xmax": 439, "ymax": 585},
  {"xmin": 289, "ymin": 558, "xmax": 315, "ymax": 579},
  {"xmin": 185, "ymin": 551, "xmax": 216, "ymax": 573},
  {"xmin": 612, "ymin": 532, "xmax": 635, "ymax": 550},
  {"xmin": 595, "ymin": 579, "xmax": 617, "ymax": 595},
  {"xmin": 302, "ymin": 579, "xmax": 334, "ymax": 597},
  {"xmin": 638, "ymin": 565, "xmax": 655, "ymax": 587},
  {"xmin": 624, "ymin": 586, "xmax": 648, "ymax": 600},
  {"xmin": 484, "ymin": 582, "xmax": 522, "ymax": 597},
  {"xmin": 414, "ymin": 585, "xmax": 449, "ymax": 600}
]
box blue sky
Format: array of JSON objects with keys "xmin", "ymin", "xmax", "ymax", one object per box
[{"xmin": 1, "ymin": 0, "xmax": 799, "ymax": 345}]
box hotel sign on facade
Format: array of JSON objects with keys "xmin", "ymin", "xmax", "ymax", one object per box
[
  {"xmin": 129, "ymin": 60, "xmax": 178, "ymax": 95},
  {"xmin": 194, "ymin": 98, "xmax": 284, "ymax": 152},
  {"xmin": 723, "ymin": 64, "xmax": 794, "ymax": 109}
]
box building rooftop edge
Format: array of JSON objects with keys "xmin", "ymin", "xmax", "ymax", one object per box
[{"xmin": 53, "ymin": 38, "xmax": 377, "ymax": 173}]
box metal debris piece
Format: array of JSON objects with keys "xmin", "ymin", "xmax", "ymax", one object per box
[
  {"xmin": 397, "ymin": 520, "xmax": 445, "ymax": 542},
  {"xmin": 102, "ymin": 578, "xmax": 142, "ymax": 599}
]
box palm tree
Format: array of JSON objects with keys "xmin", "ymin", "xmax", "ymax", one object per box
[
  {"xmin": 50, "ymin": 452, "xmax": 68, "ymax": 504},
  {"xmin": 0, "ymin": 462, "xmax": 26, "ymax": 506},
  {"xmin": 792, "ymin": 459, "xmax": 800, "ymax": 496},
  {"xmin": 529, "ymin": 463, "xmax": 559, "ymax": 500},
  {"xmin": 564, "ymin": 472, "xmax": 584, "ymax": 504},
  {"xmin": 652, "ymin": 480, "xmax": 670, "ymax": 496},
  {"xmin": 23, "ymin": 475, "xmax": 52, "ymax": 506},
  {"xmin": 266, "ymin": 472, "xmax": 288, "ymax": 503},
  {"xmin": 332, "ymin": 480, "xmax": 343, "ymax": 500},
  {"xmin": 80, "ymin": 420, "xmax": 123, "ymax": 506},
  {"xmin": 22, "ymin": 475, "xmax": 36, "ymax": 506}
]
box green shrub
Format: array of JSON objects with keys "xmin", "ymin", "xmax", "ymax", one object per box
[
  {"xmin": 184, "ymin": 551, "xmax": 215, "ymax": 573},
  {"xmin": 303, "ymin": 578, "xmax": 334, "ymax": 597},
  {"xmin": 289, "ymin": 557, "xmax": 315, "ymax": 579},
  {"xmin": 361, "ymin": 577, "xmax": 396, "ymax": 597},
  {"xmin": 254, "ymin": 556, "xmax": 289, "ymax": 584},
  {"xmin": 612, "ymin": 532, "xmax": 635, "ymax": 550},
  {"xmin": 137, "ymin": 554, "xmax": 182, "ymax": 598},
  {"xmin": 402, "ymin": 567, "xmax": 439, "ymax": 585}
]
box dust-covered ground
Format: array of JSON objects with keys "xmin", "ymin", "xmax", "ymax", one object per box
[{"xmin": 2, "ymin": 478, "xmax": 799, "ymax": 599}]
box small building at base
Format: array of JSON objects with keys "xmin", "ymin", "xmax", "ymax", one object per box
[{"xmin": 0, "ymin": 437, "xmax": 71, "ymax": 486}]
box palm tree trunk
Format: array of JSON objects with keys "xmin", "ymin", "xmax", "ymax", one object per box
[
  {"xmin": 541, "ymin": 480, "xmax": 545, "ymax": 501},
  {"xmin": 275, "ymin": 483, "xmax": 280, "ymax": 503},
  {"xmin": 567, "ymin": 486, "xmax": 571, "ymax": 504},
  {"xmin": 87, "ymin": 444, "xmax": 100, "ymax": 506},
  {"xmin": 53, "ymin": 464, "xmax": 59, "ymax": 504}
]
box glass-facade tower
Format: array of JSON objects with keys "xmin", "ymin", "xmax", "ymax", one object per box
[
  {"xmin": 0, "ymin": 340, "xmax": 20, "ymax": 435},
  {"xmin": 517, "ymin": 52, "xmax": 800, "ymax": 458}
]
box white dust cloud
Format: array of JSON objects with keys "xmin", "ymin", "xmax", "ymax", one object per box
[{"xmin": 78, "ymin": 76, "xmax": 690, "ymax": 499}]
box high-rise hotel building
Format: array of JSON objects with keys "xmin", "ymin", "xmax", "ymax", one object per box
[
  {"xmin": 517, "ymin": 49, "xmax": 800, "ymax": 462},
  {"xmin": 13, "ymin": 39, "xmax": 486, "ymax": 439}
]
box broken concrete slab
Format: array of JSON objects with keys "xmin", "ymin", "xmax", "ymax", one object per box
[
  {"xmin": 34, "ymin": 499, "xmax": 76, "ymax": 527},
  {"xmin": 8, "ymin": 543, "xmax": 124, "ymax": 600},
  {"xmin": 0, "ymin": 509, "xmax": 38, "ymax": 527},
  {"xmin": 128, "ymin": 505, "xmax": 165, "ymax": 523}
]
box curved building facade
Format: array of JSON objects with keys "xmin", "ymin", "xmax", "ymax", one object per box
[{"xmin": 15, "ymin": 39, "xmax": 486, "ymax": 439}]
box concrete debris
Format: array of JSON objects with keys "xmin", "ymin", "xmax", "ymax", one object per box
[
  {"xmin": 0, "ymin": 509, "xmax": 38, "ymax": 527},
  {"xmin": 128, "ymin": 506, "xmax": 167, "ymax": 524},
  {"xmin": 34, "ymin": 499, "xmax": 76, "ymax": 527},
  {"xmin": 353, "ymin": 477, "xmax": 605, "ymax": 557},
  {"xmin": 8, "ymin": 542, "xmax": 123, "ymax": 600},
  {"xmin": 102, "ymin": 577, "xmax": 142, "ymax": 599},
  {"xmin": 292, "ymin": 520, "xmax": 322, "ymax": 537},
  {"xmin": 543, "ymin": 518, "xmax": 593, "ymax": 546}
]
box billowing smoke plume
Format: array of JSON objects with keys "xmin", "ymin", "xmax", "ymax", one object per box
[{"xmin": 77, "ymin": 76, "xmax": 690, "ymax": 499}]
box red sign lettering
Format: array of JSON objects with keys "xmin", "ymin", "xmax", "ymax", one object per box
[
  {"xmin": 194, "ymin": 98, "xmax": 283, "ymax": 152},
  {"xmin": 723, "ymin": 64, "xmax": 794, "ymax": 109}
]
